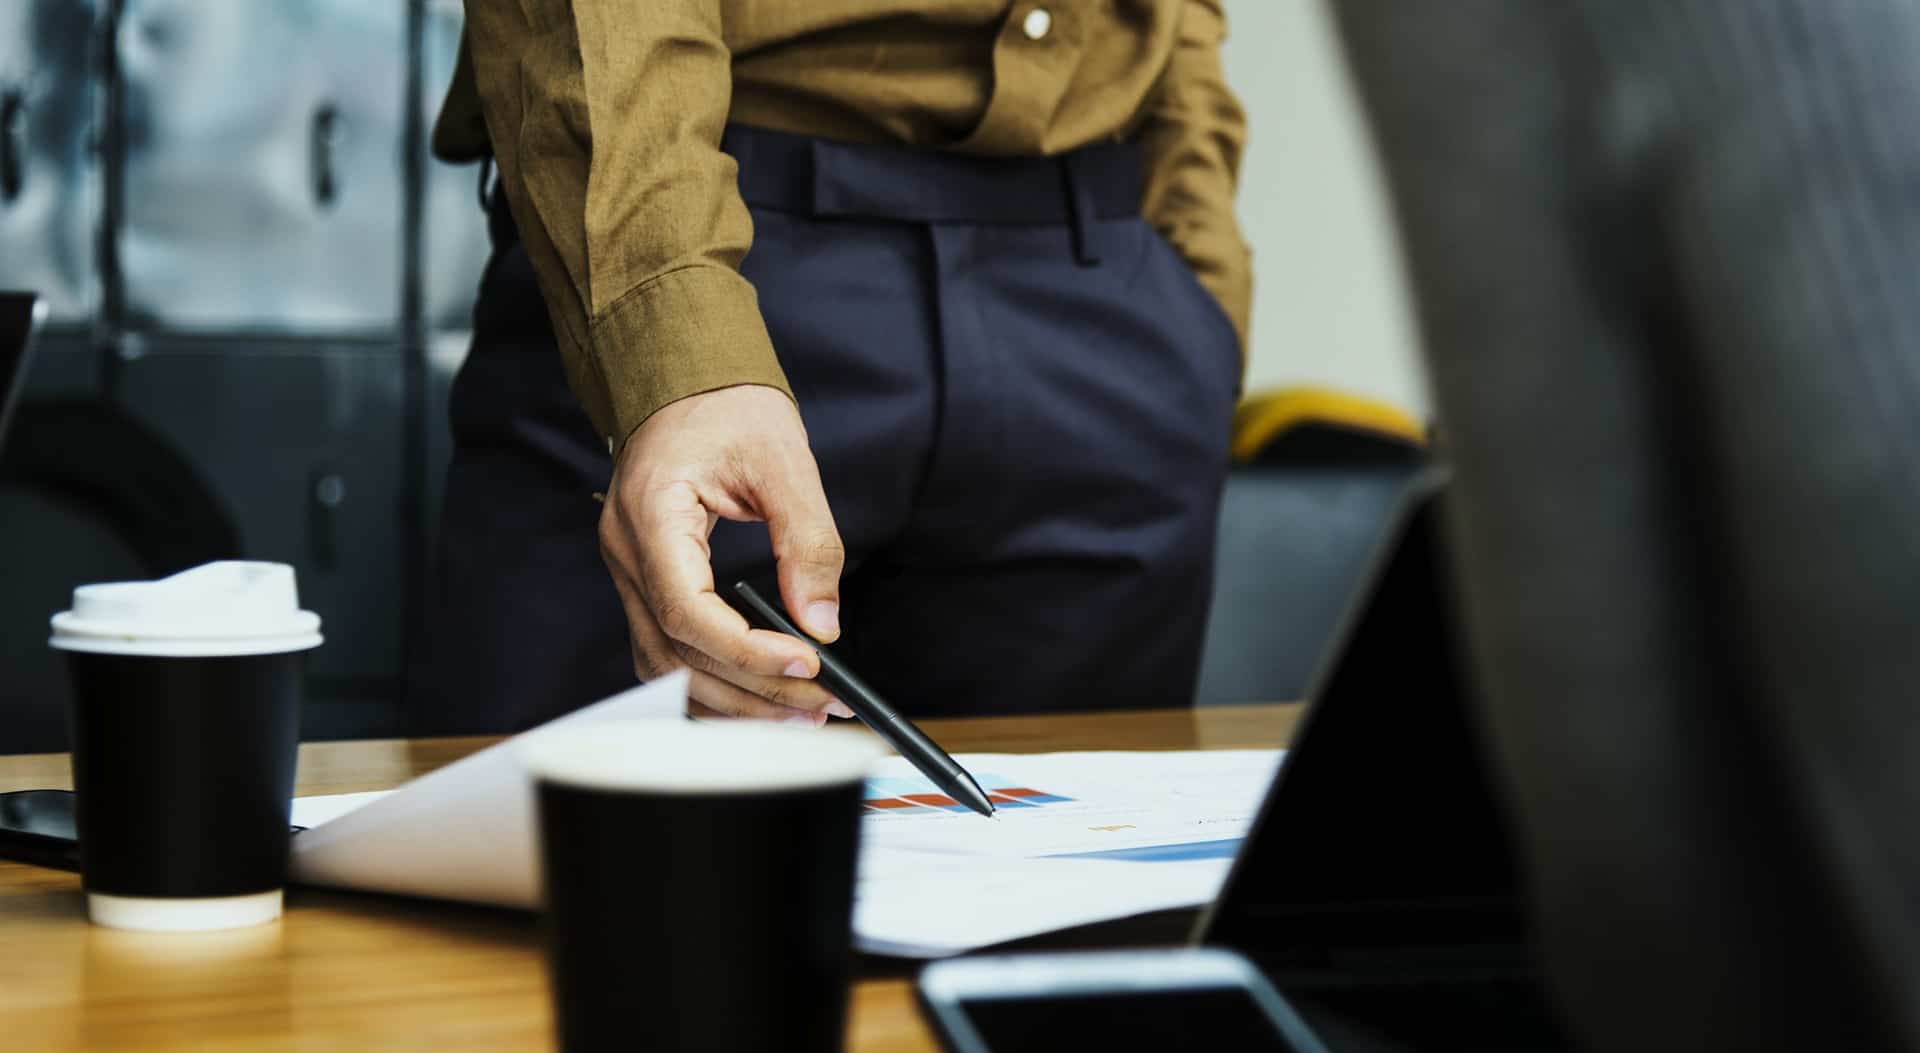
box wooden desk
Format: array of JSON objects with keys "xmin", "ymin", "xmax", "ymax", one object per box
[{"xmin": 0, "ymin": 704, "xmax": 1299, "ymax": 1052}]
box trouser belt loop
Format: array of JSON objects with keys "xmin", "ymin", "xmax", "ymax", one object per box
[{"xmin": 1061, "ymin": 152, "xmax": 1103, "ymax": 267}]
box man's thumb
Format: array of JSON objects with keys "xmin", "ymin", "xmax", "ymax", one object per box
[{"xmin": 766, "ymin": 480, "xmax": 845, "ymax": 643}]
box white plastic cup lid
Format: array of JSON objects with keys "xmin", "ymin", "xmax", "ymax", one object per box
[
  {"xmin": 49, "ymin": 561, "xmax": 323, "ymax": 657},
  {"xmin": 521, "ymin": 720, "xmax": 884, "ymax": 796}
]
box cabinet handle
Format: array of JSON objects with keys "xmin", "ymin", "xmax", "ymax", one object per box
[
  {"xmin": 308, "ymin": 466, "xmax": 345, "ymax": 571},
  {"xmin": 0, "ymin": 90, "xmax": 24, "ymax": 204},
  {"xmin": 310, "ymin": 103, "xmax": 340, "ymax": 208}
]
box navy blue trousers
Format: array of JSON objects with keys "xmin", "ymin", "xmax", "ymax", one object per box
[{"xmin": 410, "ymin": 127, "xmax": 1240, "ymax": 734}]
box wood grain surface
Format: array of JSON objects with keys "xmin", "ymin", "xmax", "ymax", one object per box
[{"xmin": 0, "ymin": 704, "xmax": 1299, "ymax": 1051}]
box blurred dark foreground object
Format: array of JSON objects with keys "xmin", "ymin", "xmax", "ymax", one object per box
[{"xmin": 1332, "ymin": 2, "xmax": 1920, "ymax": 1051}]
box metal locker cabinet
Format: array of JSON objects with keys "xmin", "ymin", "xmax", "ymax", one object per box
[
  {"xmin": 0, "ymin": 0, "xmax": 103, "ymax": 323},
  {"xmin": 114, "ymin": 341, "xmax": 408, "ymax": 739},
  {"xmin": 419, "ymin": 0, "xmax": 491, "ymax": 333},
  {"xmin": 117, "ymin": 0, "xmax": 407, "ymax": 334},
  {"xmin": 13, "ymin": 333, "xmax": 102, "ymax": 398}
]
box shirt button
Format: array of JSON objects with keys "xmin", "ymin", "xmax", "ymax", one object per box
[{"xmin": 1022, "ymin": 7, "xmax": 1052, "ymax": 41}]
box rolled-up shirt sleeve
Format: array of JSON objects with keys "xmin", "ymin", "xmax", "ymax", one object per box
[
  {"xmin": 463, "ymin": 0, "xmax": 792, "ymax": 450},
  {"xmin": 1139, "ymin": 0, "xmax": 1254, "ymax": 357}
]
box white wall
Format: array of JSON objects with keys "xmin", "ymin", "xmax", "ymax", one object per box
[{"xmin": 1220, "ymin": 0, "xmax": 1429, "ymax": 417}]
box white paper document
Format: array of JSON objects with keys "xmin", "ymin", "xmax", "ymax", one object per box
[
  {"xmin": 852, "ymin": 852, "xmax": 1233, "ymax": 957},
  {"xmin": 849, "ymin": 750, "xmax": 1281, "ymax": 955},
  {"xmin": 859, "ymin": 750, "xmax": 1279, "ymax": 862},
  {"xmin": 290, "ymin": 672, "xmax": 689, "ymax": 905},
  {"xmin": 288, "ymin": 678, "xmax": 1283, "ymax": 958}
]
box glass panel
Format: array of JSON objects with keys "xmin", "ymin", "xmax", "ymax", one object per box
[
  {"xmin": 118, "ymin": 0, "xmax": 406, "ymax": 334},
  {"xmin": 420, "ymin": 0, "xmax": 491, "ymax": 331},
  {"xmin": 0, "ymin": 0, "xmax": 102, "ymax": 323}
]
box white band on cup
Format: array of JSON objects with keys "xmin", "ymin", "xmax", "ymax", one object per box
[{"xmin": 87, "ymin": 890, "xmax": 283, "ymax": 932}]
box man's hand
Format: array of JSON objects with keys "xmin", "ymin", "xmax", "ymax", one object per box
[{"xmin": 599, "ymin": 385, "xmax": 855, "ymax": 725}]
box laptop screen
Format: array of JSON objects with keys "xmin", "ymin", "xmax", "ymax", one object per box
[{"xmin": 0, "ymin": 293, "xmax": 46, "ymax": 451}]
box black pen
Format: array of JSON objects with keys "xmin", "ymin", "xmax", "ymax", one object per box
[{"xmin": 730, "ymin": 581, "xmax": 995, "ymax": 818}]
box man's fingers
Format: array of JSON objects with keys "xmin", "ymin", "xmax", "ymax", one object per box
[
  {"xmin": 614, "ymin": 569, "xmax": 836, "ymax": 724},
  {"xmin": 605, "ymin": 565, "xmax": 688, "ymax": 681},
  {"xmin": 626, "ymin": 483, "xmax": 819, "ymax": 677},
  {"xmin": 687, "ymin": 669, "xmax": 824, "ymax": 726},
  {"xmin": 670, "ymin": 639, "xmax": 843, "ymax": 713},
  {"xmin": 763, "ymin": 467, "xmax": 845, "ymax": 643}
]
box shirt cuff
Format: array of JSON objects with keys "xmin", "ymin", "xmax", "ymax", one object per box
[{"xmin": 588, "ymin": 264, "xmax": 794, "ymax": 451}]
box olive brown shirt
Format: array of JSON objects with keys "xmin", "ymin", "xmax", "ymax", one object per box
[{"xmin": 435, "ymin": 1, "xmax": 1250, "ymax": 450}]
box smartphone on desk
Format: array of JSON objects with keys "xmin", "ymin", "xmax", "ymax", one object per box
[
  {"xmin": 0, "ymin": 790, "xmax": 81, "ymax": 871},
  {"xmin": 916, "ymin": 948, "xmax": 1328, "ymax": 1053},
  {"xmin": 0, "ymin": 790, "xmax": 306, "ymax": 872}
]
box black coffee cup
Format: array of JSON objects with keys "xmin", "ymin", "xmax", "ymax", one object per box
[
  {"xmin": 50, "ymin": 561, "xmax": 322, "ymax": 931},
  {"xmin": 522, "ymin": 719, "xmax": 881, "ymax": 1053}
]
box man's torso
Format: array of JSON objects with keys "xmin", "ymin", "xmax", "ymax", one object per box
[{"xmin": 434, "ymin": 0, "xmax": 1188, "ymax": 162}]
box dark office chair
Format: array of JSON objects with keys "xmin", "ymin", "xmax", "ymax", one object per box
[
  {"xmin": 1332, "ymin": 2, "xmax": 1920, "ymax": 1050},
  {"xmin": 0, "ymin": 400, "xmax": 241, "ymax": 753},
  {"xmin": 1195, "ymin": 388, "xmax": 1423, "ymax": 706}
]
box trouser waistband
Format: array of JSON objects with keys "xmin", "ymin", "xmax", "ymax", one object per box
[
  {"xmin": 488, "ymin": 124, "xmax": 1141, "ymax": 264},
  {"xmin": 720, "ymin": 124, "xmax": 1140, "ymax": 226}
]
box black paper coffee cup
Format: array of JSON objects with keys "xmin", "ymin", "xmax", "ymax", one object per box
[
  {"xmin": 522, "ymin": 719, "xmax": 881, "ymax": 1053},
  {"xmin": 50, "ymin": 562, "xmax": 322, "ymax": 931}
]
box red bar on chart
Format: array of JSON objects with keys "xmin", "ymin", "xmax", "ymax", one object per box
[{"xmin": 902, "ymin": 794, "xmax": 974, "ymax": 813}]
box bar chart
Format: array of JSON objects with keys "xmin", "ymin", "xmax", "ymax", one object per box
[{"xmin": 863, "ymin": 774, "xmax": 1075, "ymax": 814}]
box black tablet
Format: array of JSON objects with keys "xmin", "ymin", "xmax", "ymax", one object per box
[{"xmin": 1195, "ymin": 472, "xmax": 1573, "ymax": 1050}]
